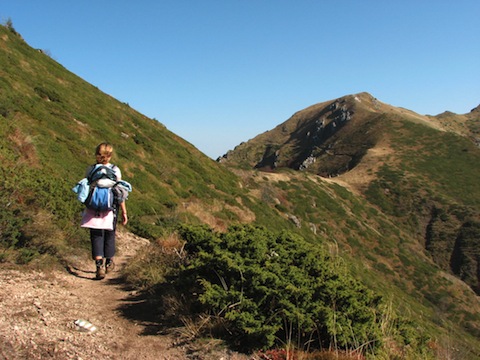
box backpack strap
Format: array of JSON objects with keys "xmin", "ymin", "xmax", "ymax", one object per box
[
  {"xmin": 86, "ymin": 164, "xmax": 98, "ymax": 183},
  {"xmin": 87, "ymin": 164, "xmax": 118, "ymax": 184}
]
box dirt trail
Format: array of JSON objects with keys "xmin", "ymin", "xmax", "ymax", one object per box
[{"xmin": 0, "ymin": 231, "xmax": 249, "ymax": 360}]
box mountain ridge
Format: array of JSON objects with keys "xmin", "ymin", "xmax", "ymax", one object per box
[
  {"xmin": 219, "ymin": 91, "xmax": 479, "ymax": 174},
  {"xmin": 221, "ymin": 90, "xmax": 480, "ymax": 296}
]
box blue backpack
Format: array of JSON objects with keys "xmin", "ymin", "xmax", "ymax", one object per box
[
  {"xmin": 85, "ymin": 187, "xmax": 115, "ymax": 212},
  {"xmin": 84, "ymin": 165, "xmax": 118, "ymax": 212}
]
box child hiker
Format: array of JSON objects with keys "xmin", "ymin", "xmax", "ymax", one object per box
[{"xmin": 80, "ymin": 142, "xmax": 128, "ymax": 280}]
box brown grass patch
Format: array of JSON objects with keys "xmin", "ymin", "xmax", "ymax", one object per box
[
  {"xmin": 156, "ymin": 233, "xmax": 186, "ymax": 255},
  {"xmin": 325, "ymin": 140, "xmax": 395, "ymax": 194},
  {"xmin": 8, "ymin": 127, "xmax": 39, "ymax": 167},
  {"xmin": 183, "ymin": 199, "xmax": 255, "ymax": 231}
]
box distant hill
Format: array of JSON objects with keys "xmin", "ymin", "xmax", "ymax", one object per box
[
  {"xmin": 220, "ymin": 92, "xmax": 480, "ymax": 352},
  {"xmin": 219, "ymin": 92, "xmax": 479, "ymax": 175},
  {"xmin": 2, "ymin": 22, "xmax": 480, "ymax": 358},
  {"xmin": 221, "ymin": 91, "xmax": 480, "ymax": 293}
]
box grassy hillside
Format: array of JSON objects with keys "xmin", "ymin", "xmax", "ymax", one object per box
[
  {"xmin": 0, "ymin": 23, "xmax": 256, "ymax": 258},
  {"xmin": 2, "ymin": 23, "xmax": 480, "ymax": 358},
  {"xmin": 221, "ymin": 93, "xmax": 480, "ymax": 356},
  {"xmin": 221, "ymin": 92, "xmax": 480, "ymax": 293}
]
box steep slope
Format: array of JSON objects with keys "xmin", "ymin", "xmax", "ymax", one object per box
[{"xmin": 0, "ymin": 23, "xmax": 259, "ymax": 255}]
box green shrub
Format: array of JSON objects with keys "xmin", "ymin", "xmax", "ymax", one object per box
[
  {"xmin": 0, "ymin": 200, "xmax": 29, "ymax": 249},
  {"xmin": 175, "ymin": 224, "xmax": 385, "ymax": 352},
  {"xmin": 34, "ymin": 86, "xmax": 61, "ymax": 102}
]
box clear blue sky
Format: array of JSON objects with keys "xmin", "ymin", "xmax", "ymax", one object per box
[{"xmin": 2, "ymin": 1, "xmax": 479, "ymax": 158}]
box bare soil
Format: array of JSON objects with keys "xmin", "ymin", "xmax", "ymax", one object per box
[{"xmin": 0, "ymin": 230, "xmax": 252, "ymax": 360}]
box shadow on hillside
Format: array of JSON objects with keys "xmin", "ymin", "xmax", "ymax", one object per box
[{"xmin": 115, "ymin": 282, "xmax": 182, "ymax": 336}]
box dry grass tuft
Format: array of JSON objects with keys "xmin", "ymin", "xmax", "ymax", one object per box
[
  {"xmin": 156, "ymin": 233, "xmax": 186, "ymax": 256},
  {"xmin": 8, "ymin": 127, "xmax": 39, "ymax": 166}
]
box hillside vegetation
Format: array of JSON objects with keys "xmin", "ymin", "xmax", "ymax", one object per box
[
  {"xmin": 221, "ymin": 92, "xmax": 480, "ymax": 293},
  {"xmin": 1, "ymin": 23, "xmax": 480, "ymax": 359}
]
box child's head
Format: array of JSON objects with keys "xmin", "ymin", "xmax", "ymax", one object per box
[{"xmin": 95, "ymin": 142, "xmax": 113, "ymax": 164}]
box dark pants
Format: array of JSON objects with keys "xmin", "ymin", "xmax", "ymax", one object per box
[{"xmin": 90, "ymin": 228, "xmax": 116, "ymax": 259}]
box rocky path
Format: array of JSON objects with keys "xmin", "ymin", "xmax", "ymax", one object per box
[{"xmin": 0, "ymin": 231, "xmax": 249, "ymax": 360}]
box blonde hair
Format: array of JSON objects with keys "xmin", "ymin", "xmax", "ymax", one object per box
[{"xmin": 95, "ymin": 142, "xmax": 113, "ymax": 164}]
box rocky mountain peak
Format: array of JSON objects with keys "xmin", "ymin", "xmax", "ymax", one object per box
[
  {"xmin": 470, "ymin": 104, "xmax": 480, "ymax": 114},
  {"xmin": 220, "ymin": 92, "xmax": 385, "ymax": 176}
]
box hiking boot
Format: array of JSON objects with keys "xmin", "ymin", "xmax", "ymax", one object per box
[
  {"xmin": 105, "ymin": 260, "xmax": 115, "ymax": 274},
  {"xmin": 96, "ymin": 266, "xmax": 105, "ymax": 280}
]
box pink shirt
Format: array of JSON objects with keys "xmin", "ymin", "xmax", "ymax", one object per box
[{"xmin": 81, "ymin": 209, "xmax": 114, "ymax": 230}]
